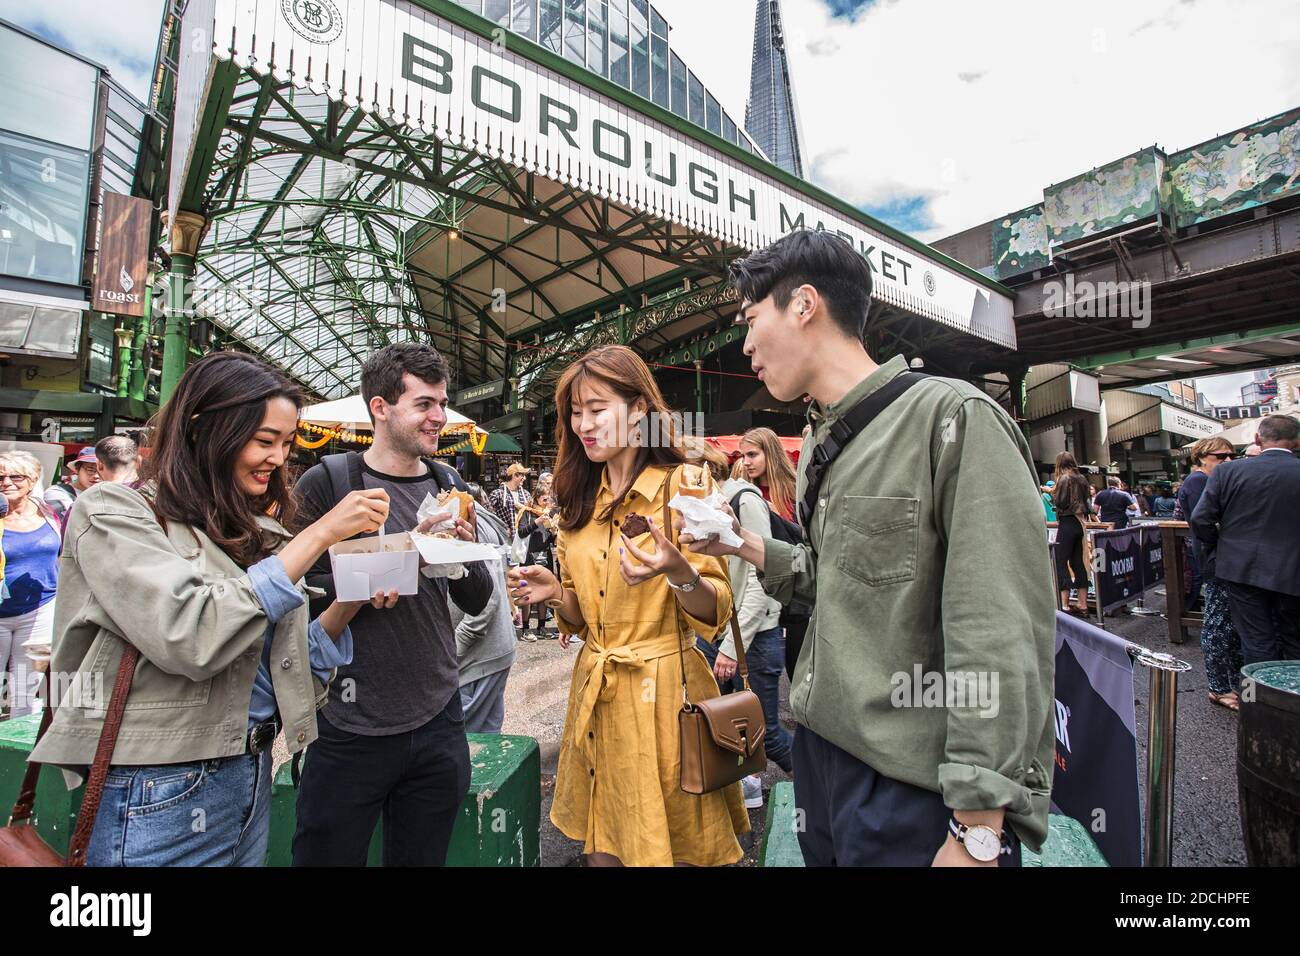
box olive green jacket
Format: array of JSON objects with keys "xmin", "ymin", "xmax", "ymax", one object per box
[
  {"xmin": 761, "ymin": 355, "xmax": 1056, "ymax": 850},
  {"xmin": 29, "ymin": 481, "xmax": 331, "ymax": 780}
]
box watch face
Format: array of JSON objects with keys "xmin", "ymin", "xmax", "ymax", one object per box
[{"xmin": 963, "ymin": 825, "xmax": 1001, "ymax": 862}]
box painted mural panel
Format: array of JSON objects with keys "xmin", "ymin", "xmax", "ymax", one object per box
[
  {"xmin": 991, "ymin": 203, "xmax": 1049, "ymax": 279},
  {"xmin": 1166, "ymin": 107, "xmax": 1300, "ymax": 228},
  {"xmin": 1043, "ymin": 148, "xmax": 1167, "ymax": 248}
]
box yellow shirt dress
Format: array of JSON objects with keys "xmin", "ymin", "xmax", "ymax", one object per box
[{"xmin": 549, "ymin": 463, "xmax": 750, "ymax": 866}]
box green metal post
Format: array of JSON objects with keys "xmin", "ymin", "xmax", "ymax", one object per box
[
  {"xmin": 115, "ymin": 319, "xmax": 133, "ymax": 399},
  {"xmin": 160, "ymin": 253, "xmax": 194, "ymax": 404}
]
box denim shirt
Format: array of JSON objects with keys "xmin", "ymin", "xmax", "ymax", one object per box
[{"xmin": 247, "ymin": 556, "xmax": 352, "ymax": 730}]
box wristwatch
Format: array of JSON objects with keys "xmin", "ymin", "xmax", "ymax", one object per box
[
  {"xmin": 666, "ymin": 569, "xmax": 702, "ymax": 593},
  {"xmin": 948, "ymin": 817, "xmax": 1007, "ymax": 863}
]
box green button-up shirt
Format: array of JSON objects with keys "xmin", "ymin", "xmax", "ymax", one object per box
[{"xmin": 761, "ymin": 355, "xmax": 1056, "ymax": 850}]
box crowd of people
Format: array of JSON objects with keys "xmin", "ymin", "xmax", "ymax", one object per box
[
  {"xmin": 1041, "ymin": 417, "xmax": 1300, "ymax": 712},
  {"xmin": 0, "ymin": 434, "xmax": 142, "ymax": 718},
  {"xmin": 11, "ymin": 228, "xmax": 1292, "ymax": 869}
]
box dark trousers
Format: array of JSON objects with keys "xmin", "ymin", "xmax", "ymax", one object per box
[
  {"xmin": 792, "ymin": 725, "xmax": 1021, "ymax": 867},
  {"xmin": 1225, "ymin": 581, "xmax": 1300, "ymax": 668},
  {"xmin": 291, "ymin": 696, "xmax": 471, "ymax": 866},
  {"xmin": 1054, "ymin": 515, "xmax": 1088, "ymax": 592},
  {"xmin": 696, "ymin": 628, "xmax": 794, "ymax": 773}
]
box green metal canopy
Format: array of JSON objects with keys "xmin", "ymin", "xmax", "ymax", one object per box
[{"xmin": 147, "ymin": 0, "xmax": 1016, "ymax": 405}]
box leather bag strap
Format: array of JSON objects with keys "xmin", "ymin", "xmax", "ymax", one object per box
[
  {"xmin": 7, "ymin": 675, "xmax": 55, "ymax": 825},
  {"xmin": 65, "ymin": 642, "xmax": 140, "ymax": 866}
]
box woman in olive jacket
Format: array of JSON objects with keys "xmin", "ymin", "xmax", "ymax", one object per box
[{"xmin": 30, "ymin": 352, "xmax": 395, "ymax": 866}]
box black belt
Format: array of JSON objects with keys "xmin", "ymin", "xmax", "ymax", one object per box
[{"xmin": 246, "ymin": 717, "xmax": 281, "ymax": 756}]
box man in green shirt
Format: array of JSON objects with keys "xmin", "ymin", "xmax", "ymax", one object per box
[{"xmin": 685, "ymin": 231, "xmax": 1055, "ymax": 866}]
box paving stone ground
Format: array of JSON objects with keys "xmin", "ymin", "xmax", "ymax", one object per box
[{"xmin": 271, "ymin": 587, "xmax": 1244, "ymax": 867}]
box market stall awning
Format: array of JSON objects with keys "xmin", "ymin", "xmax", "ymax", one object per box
[
  {"xmin": 480, "ymin": 432, "xmax": 522, "ymax": 453},
  {"xmin": 706, "ymin": 434, "xmax": 804, "ymax": 461},
  {"xmin": 300, "ymin": 394, "xmax": 474, "ymax": 432}
]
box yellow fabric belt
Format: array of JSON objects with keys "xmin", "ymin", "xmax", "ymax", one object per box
[{"xmin": 573, "ymin": 631, "xmax": 689, "ymax": 764}]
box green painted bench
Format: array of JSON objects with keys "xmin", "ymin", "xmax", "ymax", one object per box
[
  {"xmin": 0, "ymin": 715, "xmax": 540, "ymax": 867},
  {"xmin": 759, "ymin": 781, "xmax": 1109, "ymax": 867}
]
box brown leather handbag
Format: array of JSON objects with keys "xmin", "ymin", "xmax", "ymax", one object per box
[
  {"xmin": 1, "ymin": 643, "xmax": 140, "ymax": 866},
  {"xmin": 661, "ymin": 472, "xmax": 767, "ymax": 795},
  {"xmin": 678, "ymin": 611, "xmax": 767, "ymax": 794}
]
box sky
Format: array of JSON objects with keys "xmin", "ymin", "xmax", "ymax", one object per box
[{"xmin": 5, "ymin": 0, "xmax": 1295, "ymax": 401}]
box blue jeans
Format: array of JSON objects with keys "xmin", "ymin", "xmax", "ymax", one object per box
[
  {"xmin": 695, "ymin": 627, "xmax": 793, "ymax": 773},
  {"xmin": 86, "ymin": 750, "xmax": 274, "ymax": 866}
]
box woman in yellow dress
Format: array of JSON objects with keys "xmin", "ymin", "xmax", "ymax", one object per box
[{"xmin": 507, "ymin": 345, "xmax": 749, "ymax": 866}]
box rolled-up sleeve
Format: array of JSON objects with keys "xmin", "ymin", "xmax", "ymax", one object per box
[
  {"xmin": 676, "ymin": 548, "xmax": 732, "ymax": 643},
  {"xmin": 759, "ymin": 538, "xmax": 816, "ymax": 607},
  {"xmin": 307, "ymin": 617, "xmax": 353, "ymax": 682},
  {"xmin": 247, "ymin": 556, "xmax": 306, "ymax": 624}
]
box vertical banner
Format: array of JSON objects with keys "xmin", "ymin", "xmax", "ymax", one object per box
[
  {"xmin": 92, "ymin": 191, "xmax": 152, "ymax": 317},
  {"xmin": 1052, "ymin": 611, "xmax": 1143, "ymax": 866},
  {"xmin": 1093, "ymin": 528, "xmax": 1143, "ymax": 613},
  {"xmin": 1140, "ymin": 526, "xmax": 1165, "ymax": 588}
]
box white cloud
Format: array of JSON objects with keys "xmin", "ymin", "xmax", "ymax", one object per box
[
  {"xmin": 0, "ymin": 0, "xmax": 165, "ymax": 102},
  {"xmin": 1195, "ymin": 371, "xmax": 1259, "ymax": 406},
  {"xmin": 656, "ymin": 0, "xmax": 1300, "ymax": 241}
]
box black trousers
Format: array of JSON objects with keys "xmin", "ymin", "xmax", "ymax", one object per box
[
  {"xmin": 1225, "ymin": 581, "xmax": 1300, "ymax": 668},
  {"xmin": 793, "ymin": 725, "xmax": 1021, "ymax": 867},
  {"xmin": 291, "ymin": 695, "xmax": 471, "ymax": 866},
  {"xmin": 1054, "ymin": 515, "xmax": 1088, "ymax": 592}
]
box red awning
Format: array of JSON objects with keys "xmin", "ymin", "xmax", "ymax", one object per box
[{"xmin": 705, "ymin": 435, "xmax": 803, "ymax": 463}]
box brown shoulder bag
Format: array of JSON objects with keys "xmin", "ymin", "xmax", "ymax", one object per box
[
  {"xmin": 1, "ymin": 643, "xmax": 140, "ymax": 866},
  {"xmin": 661, "ymin": 470, "xmax": 767, "ymax": 794}
]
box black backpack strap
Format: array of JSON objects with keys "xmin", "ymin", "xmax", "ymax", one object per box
[
  {"xmin": 799, "ymin": 372, "xmax": 926, "ymax": 533},
  {"xmin": 728, "ymin": 486, "xmax": 765, "ymax": 516},
  {"xmin": 425, "ymin": 458, "xmax": 469, "ymax": 492},
  {"xmin": 321, "ymin": 451, "xmax": 367, "ymax": 507}
]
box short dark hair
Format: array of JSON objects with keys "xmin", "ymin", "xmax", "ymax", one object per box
[
  {"xmin": 1258, "ymin": 413, "xmax": 1300, "ymax": 445},
  {"xmin": 1106, "ymin": 476, "xmax": 1121, "ymax": 488},
  {"xmin": 727, "ymin": 230, "xmax": 874, "ymax": 341},
  {"xmin": 360, "ymin": 343, "xmax": 451, "ymax": 419},
  {"xmin": 95, "ymin": 435, "xmax": 138, "ymax": 469}
]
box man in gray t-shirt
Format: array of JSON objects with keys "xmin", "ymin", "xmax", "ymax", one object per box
[{"xmin": 291, "ymin": 345, "xmax": 493, "ymax": 867}]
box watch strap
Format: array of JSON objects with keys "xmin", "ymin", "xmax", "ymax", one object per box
[{"xmin": 667, "ymin": 569, "xmax": 701, "ymax": 591}]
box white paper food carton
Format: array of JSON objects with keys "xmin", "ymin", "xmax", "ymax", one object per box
[{"xmin": 328, "ymin": 531, "xmax": 420, "ymax": 601}]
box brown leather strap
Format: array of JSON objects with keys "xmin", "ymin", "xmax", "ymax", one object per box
[
  {"xmin": 65, "ymin": 642, "xmax": 140, "ymax": 866},
  {"xmin": 662, "ymin": 467, "xmax": 752, "ymax": 706},
  {"xmin": 7, "ymin": 675, "xmax": 55, "ymax": 825}
]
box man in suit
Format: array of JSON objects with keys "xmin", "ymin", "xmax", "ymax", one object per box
[{"xmin": 1190, "ymin": 414, "xmax": 1300, "ymax": 666}]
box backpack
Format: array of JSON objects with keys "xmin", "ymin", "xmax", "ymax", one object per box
[
  {"xmin": 728, "ymin": 487, "xmax": 812, "ymax": 630},
  {"xmin": 729, "ymin": 488, "xmax": 801, "ymax": 545}
]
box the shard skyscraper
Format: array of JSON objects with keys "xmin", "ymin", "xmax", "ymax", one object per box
[{"xmin": 745, "ymin": 0, "xmax": 808, "ymax": 178}]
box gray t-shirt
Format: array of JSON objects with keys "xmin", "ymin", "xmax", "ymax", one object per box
[{"xmin": 319, "ymin": 461, "xmax": 492, "ymax": 735}]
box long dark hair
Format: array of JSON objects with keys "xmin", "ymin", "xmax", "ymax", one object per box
[
  {"xmin": 142, "ymin": 351, "xmax": 303, "ymax": 567},
  {"xmin": 553, "ymin": 345, "xmax": 688, "ymax": 531}
]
